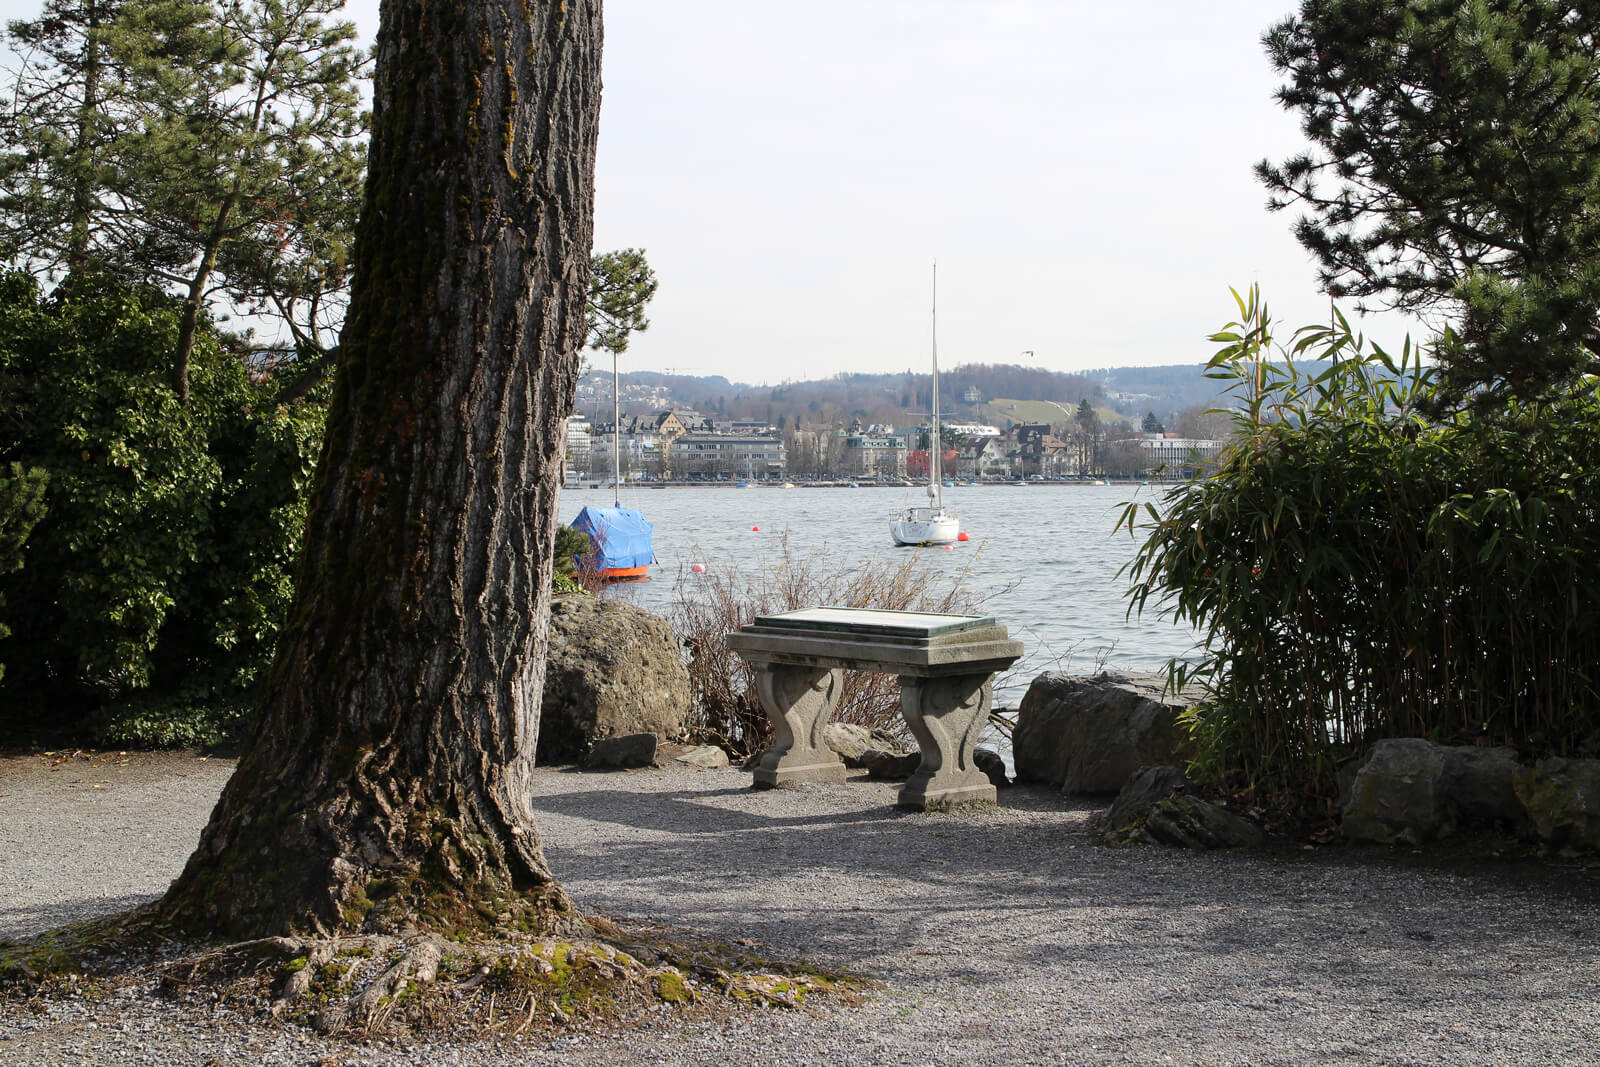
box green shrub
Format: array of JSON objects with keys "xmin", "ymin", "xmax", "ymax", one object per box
[
  {"xmin": 1123, "ymin": 288, "xmax": 1600, "ymax": 812},
  {"xmin": 0, "ymin": 271, "xmax": 324, "ymax": 746}
]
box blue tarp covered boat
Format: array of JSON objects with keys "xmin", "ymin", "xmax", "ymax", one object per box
[{"xmin": 571, "ymin": 506, "xmax": 654, "ymax": 580}]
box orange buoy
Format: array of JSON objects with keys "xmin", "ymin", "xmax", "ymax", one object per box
[
  {"xmin": 690, "ymin": 563, "xmax": 706, "ymax": 573},
  {"xmin": 957, "ymin": 532, "xmax": 970, "ymax": 542}
]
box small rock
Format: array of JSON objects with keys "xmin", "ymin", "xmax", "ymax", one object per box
[
  {"xmin": 1144, "ymin": 794, "xmax": 1265, "ymax": 850},
  {"xmin": 1101, "ymin": 765, "xmax": 1193, "ymax": 843},
  {"xmin": 861, "ymin": 748, "xmax": 921, "ymax": 781},
  {"xmin": 824, "ymin": 723, "xmax": 874, "ymax": 766},
  {"xmin": 586, "ymin": 732, "xmax": 658, "ymax": 769},
  {"xmin": 673, "ymin": 744, "xmax": 730, "ymax": 769},
  {"xmin": 973, "ymin": 747, "xmax": 1009, "ymax": 788}
]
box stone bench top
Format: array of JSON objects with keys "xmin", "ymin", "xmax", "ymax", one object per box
[
  {"xmin": 749, "ymin": 607, "xmax": 1000, "ymax": 640},
  {"xmin": 728, "ymin": 606, "xmax": 1023, "ymax": 676}
]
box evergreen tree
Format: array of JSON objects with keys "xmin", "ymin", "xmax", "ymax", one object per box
[
  {"xmin": 0, "ymin": 0, "xmax": 128, "ymax": 272},
  {"xmin": 0, "ymin": 0, "xmax": 369, "ymax": 402},
  {"xmin": 586, "ymin": 247, "xmax": 657, "ymax": 355},
  {"xmin": 1259, "ymin": 0, "xmax": 1600, "ymax": 400}
]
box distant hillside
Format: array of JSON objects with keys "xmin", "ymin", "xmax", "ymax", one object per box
[
  {"xmin": 574, "ymin": 360, "xmax": 1245, "ymax": 429},
  {"xmin": 1086, "ymin": 364, "xmax": 1235, "ymax": 418}
]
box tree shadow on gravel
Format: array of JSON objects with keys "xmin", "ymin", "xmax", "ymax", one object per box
[
  {"xmin": 0, "ymin": 895, "xmax": 160, "ymax": 943},
  {"xmin": 529, "ymin": 773, "xmax": 1600, "ymax": 1035}
]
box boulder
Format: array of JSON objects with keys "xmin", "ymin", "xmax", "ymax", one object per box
[
  {"xmin": 1452, "ymin": 745, "xmax": 1526, "ymax": 829},
  {"xmin": 973, "ymin": 747, "xmax": 1009, "ymax": 789},
  {"xmin": 586, "ymin": 732, "xmax": 658, "ymax": 769},
  {"xmin": 1012, "ymin": 671, "xmax": 1197, "ymax": 794},
  {"xmin": 539, "ymin": 596, "xmax": 691, "ymax": 764},
  {"xmin": 1341, "ymin": 738, "xmax": 1452, "ymax": 845},
  {"xmin": 1513, "ymin": 757, "xmax": 1600, "ymax": 851},
  {"xmin": 1341, "ymin": 739, "xmax": 1524, "ymax": 845}
]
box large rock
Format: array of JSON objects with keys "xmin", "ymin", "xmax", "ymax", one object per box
[
  {"xmin": 586, "ymin": 732, "xmax": 658, "ymax": 769},
  {"xmin": 1341, "ymin": 739, "xmax": 1524, "ymax": 845},
  {"xmin": 539, "ymin": 596, "xmax": 691, "ymax": 764},
  {"xmin": 1513, "ymin": 757, "xmax": 1600, "ymax": 851},
  {"xmin": 1012, "ymin": 671, "xmax": 1197, "ymax": 794}
]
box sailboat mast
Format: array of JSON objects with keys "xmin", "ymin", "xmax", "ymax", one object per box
[
  {"xmin": 612, "ymin": 349, "xmax": 621, "ymax": 508},
  {"xmin": 930, "ymin": 263, "xmax": 942, "ymax": 511}
]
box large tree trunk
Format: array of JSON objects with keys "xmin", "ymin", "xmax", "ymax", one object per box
[{"xmin": 157, "ymin": 0, "xmax": 601, "ymax": 938}]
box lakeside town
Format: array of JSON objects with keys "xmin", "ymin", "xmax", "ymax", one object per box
[
  {"xmin": 566, "ymin": 368, "xmax": 1228, "ymax": 485},
  {"xmin": 564, "ymin": 406, "xmax": 1223, "ymax": 484}
]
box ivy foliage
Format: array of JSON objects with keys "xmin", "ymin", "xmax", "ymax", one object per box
[
  {"xmin": 0, "ymin": 462, "xmax": 48, "ymax": 681},
  {"xmin": 0, "ymin": 270, "xmax": 324, "ymax": 746},
  {"xmin": 1123, "ymin": 287, "xmax": 1600, "ymax": 813}
]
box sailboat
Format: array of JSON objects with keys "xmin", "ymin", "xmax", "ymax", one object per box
[
  {"xmin": 570, "ymin": 348, "xmax": 654, "ymax": 580},
  {"xmin": 890, "ymin": 265, "xmax": 961, "ymax": 547}
]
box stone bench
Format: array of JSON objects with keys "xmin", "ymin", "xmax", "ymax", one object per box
[{"xmin": 727, "ymin": 607, "xmax": 1023, "ymax": 809}]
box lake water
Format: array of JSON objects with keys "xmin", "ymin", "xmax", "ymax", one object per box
[{"xmin": 560, "ymin": 483, "xmax": 1200, "ymax": 706}]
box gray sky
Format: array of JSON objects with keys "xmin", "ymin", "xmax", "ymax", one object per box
[
  {"xmin": 378, "ymin": 0, "xmax": 1423, "ymax": 384},
  {"xmin": 4, "ymin": 0, "xmax": 1426, "ymax": 385}
]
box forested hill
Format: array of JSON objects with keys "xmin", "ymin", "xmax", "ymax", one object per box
[{"xmin": 578, "ymin": 361, "xmax": 1241, "ymax": 427}]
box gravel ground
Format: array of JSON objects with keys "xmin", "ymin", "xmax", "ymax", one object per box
[{"xmin": 1, "ymin": 750, "xmax": 1598, "ymax": 1066}]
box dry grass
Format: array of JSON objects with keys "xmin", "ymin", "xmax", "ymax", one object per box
[{"xmin": 669, "ymin": 534, "xmax": 996, "ymax": 760}]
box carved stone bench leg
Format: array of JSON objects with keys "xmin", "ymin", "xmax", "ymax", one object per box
[
  {"xmin": 897, "ymin": 673, "xmax": 997, "ymax": 809},
  {"xmin": 750, "ymin": 663, "xmax": 847, "ymax": 788}
]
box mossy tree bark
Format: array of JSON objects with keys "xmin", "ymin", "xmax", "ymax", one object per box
[{"xmin": 156, "ymin": 0, "xmax": 602, "ymax": 939}]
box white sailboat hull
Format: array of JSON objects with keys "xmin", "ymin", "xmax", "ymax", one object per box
[{"xmin": 890, "ymin": 508, "xmax": 960, "ymax": 546}]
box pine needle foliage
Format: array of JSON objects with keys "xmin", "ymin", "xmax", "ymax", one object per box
[{"xmin": 1122, "ymin": 287, "xmax": 1600, "ymax": 810}]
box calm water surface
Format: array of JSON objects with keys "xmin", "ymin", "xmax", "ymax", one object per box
[{"xmin": 561, "ymin": 483, "xmax": 1199, "ymax": 705}]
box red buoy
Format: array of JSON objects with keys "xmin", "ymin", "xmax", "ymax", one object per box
[
  {"xmin": 752, "ymin": 525, "xmax": 760, "ymax": 532},
  {"xmin": 957, "ymin": 531, "xmax": 970, "ymax": 542},
  {"xmin": 690, "ymin": 563, "xmax": 706, "ymax": 573},
  {"xmin": 941, "ymin": 544, "xmax": 954, "ymax": 551}
]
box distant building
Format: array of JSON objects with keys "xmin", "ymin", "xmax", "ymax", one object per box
[
  {"xmin": 671, "ymin": 433, "xmax": 786, "ymax": 482},
  {"xmin": 906, "ymin": 448, "xmax": 958, "ymax": 480},
  {"xmin": 944, "ymin": 423, "xmax": 1001, "ymax": 439},
  {"xmin": 956, "ymin": 437, "xmax": 1014, "ymax": 480},
  {"xmin": 1138, "ymin": 435, "xmax": 1222, "ymax": 478},
  {"xmin": 843, "ymin": 433, "xmax": 906, "ymax": 479},
  {"xmin": 564, "ymin": 414, "xmax": 593, "ymax": 475}
]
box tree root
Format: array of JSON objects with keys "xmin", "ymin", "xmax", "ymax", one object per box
[{"xmin": 10, "ymin": 915, "xmax": 871, "ymax": 1042}]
